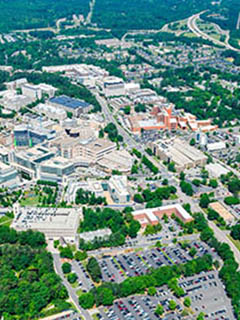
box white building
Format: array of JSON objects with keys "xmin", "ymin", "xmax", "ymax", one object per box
[
  {"xmin": 0, "ymin": 161, "xmax": 20, "ymax": 189},
  {"xmin": 39, "ymin": 156, "xmax": 75, "ymax": 183},
  {"xmin": 125, "ymin": 82, "xmax": 140, "ymax": 94},
  {"xmin": 36, "ymin": 103, "xmax": 67, "ymax": 120},
  {"xmin": 5, "ymin": 78, "xmax": 28, "ymax": 90},
  {"xmin": 207, "ymin": 142, "xmax": 226, "ymax": 152},
  {"xmin": 12, "ymin": 204, "xmax": 82, "ymax": 240},
  {"xmin": 66, "ymin": 180, "xmax": 105, "ymax": 203},
  {"xmin": 79, "ymin": 228, "xmax": 112, "ymax": 242},
  {"xmin": 102, "ymin": 76, "xmax": 125, "ymax": 97},
  {"xmin": 0, "ymin": 90, "xmax": 33, "ymax": 111},
  {"xmin": 22, "ymin": 83, "xmax": 57, "ymax": 100},
  {"xmin": 206, "ymin": 163, "xmax": 229, "ymax": 178},
  {"xmin": 108, "ymin": 175, "xmax": 130, "ymax": 203},
  {"xmin": 98, "ymin": 149, "xmax": 133, "ymax": 173}
]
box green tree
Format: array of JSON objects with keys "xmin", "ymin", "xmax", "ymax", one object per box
[
  {"xmin": 197, "ymin": 312, "xmax": 205, "ymax": 320},
  {"xmin": 67, "ymin": 111, "xmax": 73, "ymax": 119},
  {"xmin": 74, "ymin": 251, "xmax": 88, "ymax": 261},
  {"xmin": 189, "ymin": 247, "xmax": 197, "ymax": 257},
  {"xmin": 99, "ymin": 129, "xmax": 104, "ymax": 138},
  {"xmin": 162, "ymin": 178, "xmax": 168, "ymax": 185},
  {"xmin": 228, "ymin": 178, "xmax": 240, "ymax": 196},
  {"xmin": 184, "ymin": 297, "xmax": 191, "ymax": 307},
  {"xmin": 79, "ymin": 292, "xmax": 95, "ymax": 309},
  {"xmin": 128, "ymin": 220, "xmax": 141, "ymax": 238},
  {"xmin": 123, "ymin": 105, "xmax": 131, "ymax": 115},
  {"xmin": 169, "ymin": 300, "xmax": 177, "ymax": 310},
  {"xmin": 168, "ymin": 162, "xmax": 176, "ymax": 172},
  {"xmin": 192, "ymin": 179, "xmax": 201, "ymax": 187},
  {"xmin": 96, "ymin": 287, "xmax": 114, "ymax": 306},
  {"xmin": 54, "ymin": 239, "xmax": 59, "ymax": 248},
  {"xmin": 180, "ymin": 181, "xmax": 193, "ymax": 196},
  {"xmin": 155, "ymin": 304, "xmax": 164, "ymax": 316},
  {"xmin": 87, "ymin": 257, "xmax": 102, "ymax": 283},
  {"xmin": 209, "ymin": 179, "xmax": 218, "ymax": 188},
  {"xmin": 62, "ymin": 262, "xmax": 72, "ymax": 274},
  {"xmin": 199, "ymin": 193, "xmax": 210, "ymax": 208},
  {"xmin": 60, "ymin": 246, "xmax": 73, "ymax": 259},
  {"xmin": 148, "ymin": 286, "xmax": 157, "ymax": 296},
  {"xmin": 190, "ymin": 138, "xmax": 196, "ymax": 146},
  {"xmin": 180, "ymin": 171, "xmax": 185, "ymax": 181},
  {"xmin": 224, "ymin": 196, "xmax": 239, "ymax": 205},
  {"xmin": 134, "ymin": 194, "xmax": 144, "ymax": 203},
  {"xmin": 67, "ymin": 272, "xmax": 77, "ymax": 284},
  {"xmin": 231, "ymin": 224, "xmax": 240, "ymax": 240}
]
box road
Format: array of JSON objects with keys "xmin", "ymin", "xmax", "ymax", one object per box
[
  {"xmin": 187, "ymin": 12, "xmax": 240, "ymax": 52},
  {"xmin": 208, "ymin": 221, "xmax": 240, "ymax": 268},
  {"xmin": 95, "ymin": 92, "xmax": 240, "ymax": 266},
  {"xmin": 14, "ymin": 17, "xmax": 67, "ymax": 34},
  {"xmin": 88, "ymin": 233, "xmax": 199, "ymax": 257},
  {"xmin": 174, "ymin": 188, "xmax": 240, "ymax": 268},
  {"xmin": 237, "ymin": 12, "xmax": 240, "ymax": 30},
  {"xmin": 85, "ymin": 0, "xmax": 96, "ymax": 25},
  {"xmin": 95, "ymin": 94, "xmax": 140, "ymax": 149},
  {"xmin": 52, "ymin": 253, "xmax": 92, "ymax": 320}
]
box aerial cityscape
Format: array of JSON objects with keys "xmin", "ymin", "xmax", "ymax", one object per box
[{"xmin": 0, "ymin": 0, "xmax": 240, "ymax": 319}]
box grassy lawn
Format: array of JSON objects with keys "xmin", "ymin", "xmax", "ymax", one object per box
[
  {"xmin": 0, "ymin": 215, "xmax": 13, "ymax": 226},
  {"xmin": 76, "ymin": 289, "xmax": 83, "ymax": 296},
  {"xmin": 20, "ymin": 194, "xmax": 39, "ymax": 206},
  {"xmin": 210, "ymin": 33, "xmax": 221, "ymax": 41},
  {"xmin": 183, "ymin": 32, "xmax": 197, "ymax": 38},
  {"xmin": 227, "ymin": 235, "xmax": 240, "ymax": 251},
  {"xmin": 170, "ymin": 194, "xmax": 178, "ymax": 200},
  {"xmin": 92, "ymin": 314, "xmax": 100, "ymax": 320},
  {"xmin": 71, "ymin": 281, "xmax": 79, "ymax": 289}
]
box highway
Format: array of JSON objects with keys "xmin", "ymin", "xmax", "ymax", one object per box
[{"xmin": 187, "ymin": 12, "xmax": 240, "ymax": 52}]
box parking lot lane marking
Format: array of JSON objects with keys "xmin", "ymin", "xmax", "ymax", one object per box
[
  {"xmin": 136, "ymin": 252, "xmax": 151, "ymax": 269},
  {"xmin": 112, "ymin": 257, "xmax": 127, "ymax": 278},
  {"xmin": 159, "ymin": 247, "xmax": 175, "ymax": 264}
]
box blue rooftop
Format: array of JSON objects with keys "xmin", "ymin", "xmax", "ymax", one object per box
[{"xmin": 50, "ymin": 95, "xmax": 90, "ymax": 110}]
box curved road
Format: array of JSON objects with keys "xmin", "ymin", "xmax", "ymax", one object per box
[
  {"xmin": 187, "ymin": 12, "xmax": 240, "ymax": 52},
  {"xmin": 53, "ymin": 253, "xmax": 92, "ymax": 320}
]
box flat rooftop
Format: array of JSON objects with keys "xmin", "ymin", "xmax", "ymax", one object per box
[
  {"xmin": 50, "ymin": 95, "xmax": 90, "ymax": 110},
  {"xmin": 41, "ymin": 156, "xmax": 74, "ymax": 169},
  {"xmin": 12, "ymin": 206, "xmax": 82, "ymax": 232},
  {"xmin": 16, "ymin": 147, "xmax": 54, "ymax": 161},
  {"xmin": 209, "ymin": 202, "xmax": 234, "ymax": 222},
  {"xmin": 86, "ymin": 138, "xmax": 115, "ymax": 152}
]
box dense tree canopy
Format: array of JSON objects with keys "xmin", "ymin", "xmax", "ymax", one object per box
[{"xmin": 0, "ymin": 226, "xmax": 69, "ymax": 319}]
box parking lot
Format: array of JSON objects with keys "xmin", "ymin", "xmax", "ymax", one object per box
[
  {"xmin": 179, "ymin": 271, "xmax": 235, "ymax": 320},
  {"xmin": 98, "ymin": 293, "xmax": 182, "ymax": 320},
  {"xmin": 94, "ymin": 271, "xmax": 234, "ymax": 320},
  {"xmin": 71, "ymin": 260, "xmax": 94, "ymax": 292},
  {"xmin": 98, "ymin": 241, "xmax": 217, "ymax": 283}
]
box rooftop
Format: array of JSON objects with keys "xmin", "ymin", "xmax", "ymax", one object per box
[
  {"xmin": 50, "ymin": 95, "xmax": 90, "ymax": 110},
  {"xmin": 12, "ymin": 205, "xmax": 82, "ymax": 234},
  {"xmin": 41, "ymin": 156, "xmax": 74, "ymax": 169},
  {"xmin": 14, "ymin": 146, "xmax": 55, "ymax": 162},
  {"xmin": 209, "ymin": 202, "xmax": 234, "ymax": 222}
]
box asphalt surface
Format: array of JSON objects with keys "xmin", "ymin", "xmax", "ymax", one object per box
[
  {"xmin": 52, "ymin": 253, "xmax": 92, "ymax": 320},
  {"xmin": 187, "ymin": 12, "xmax": 240, "ymax": 52}
]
